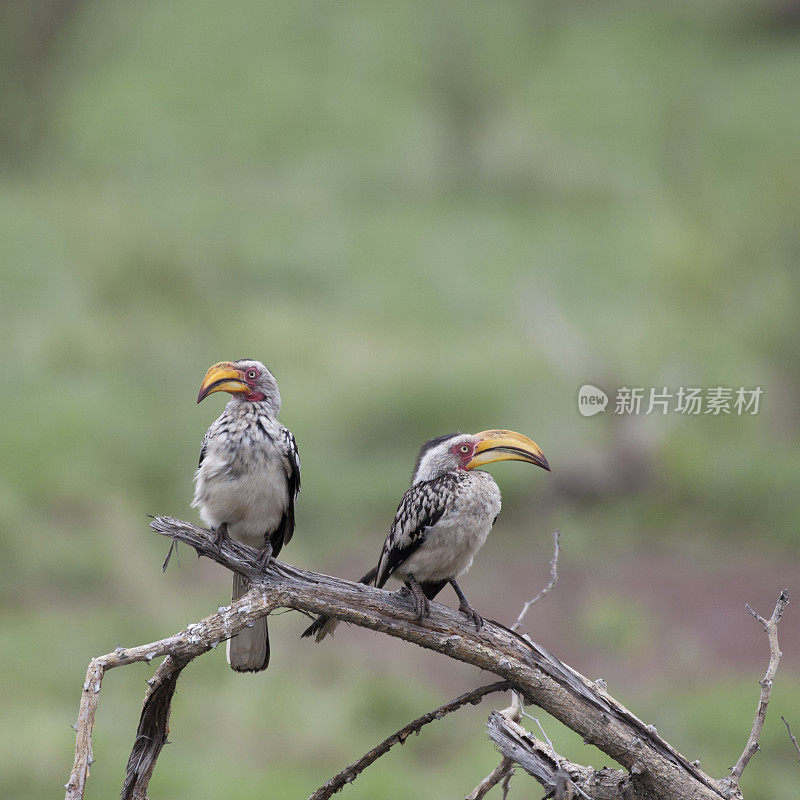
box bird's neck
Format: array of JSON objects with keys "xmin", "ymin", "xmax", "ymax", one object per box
[
  {"xmin": 411, "ymin": 467, "xmax": 461, "ymax": 486},
  {"xmin": 227, "ymin": 396, "xmax": 280, "ymax": 417}
]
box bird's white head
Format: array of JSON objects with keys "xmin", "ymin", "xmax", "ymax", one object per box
[
  {"xmin": 411, "ymin": 430, "xmax": 550, "ymax": 485},
  {"xmin": 196, "ymin": 359, "xmax": 281, "ymax": 415}
]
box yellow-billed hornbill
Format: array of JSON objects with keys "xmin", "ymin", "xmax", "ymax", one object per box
[
  {"xmin": 192, "ymin": 359, "xmax": 300, "ymax": 671},
  {"xmin": 302, "ymin": 430, "xmax": 548, "ymax": 640}
]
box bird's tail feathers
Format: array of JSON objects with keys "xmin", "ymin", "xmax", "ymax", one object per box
[
  {"xmin": 228, "ymin": 572, "xmax": 270, "ymax": 671},
  {"xmin": 301, "ymin": 566, "xmax": 378, "ymax": 643}
]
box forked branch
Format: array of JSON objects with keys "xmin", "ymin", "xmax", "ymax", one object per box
[
  {"xmin": 721, "ymin": 590, "xmax": 790, "ymax": 794},
  {"xmin": 66, "ymin": 516, "xmax": 761, "ymax": 800}
]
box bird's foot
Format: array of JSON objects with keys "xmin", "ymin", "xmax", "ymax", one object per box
[
  {"xmin": 458, "ymin": 601, "xmax": 484, "ymax": 631},
  {"xmin": 405, "ymin": 576, "xmax": 430, "ymax": 622},
  {"xmin": 213, "ymin": 523, "xmax": 229, "ymax": 553},
  {"xmin": 256, "ymin": 542, "xmax": 274, "ymax": 571},
  {"xmin": 413, "ymin": 592, "xmax": 430, "ymax": 622}
]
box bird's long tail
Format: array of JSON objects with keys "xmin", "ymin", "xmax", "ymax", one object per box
[
  {"xmin": 301, "ymin": 566, "xmax": 378, "ymax": 643},
  {"xmin": 228, "ymin": 572, "xmax": 270, "ymax": 671}
]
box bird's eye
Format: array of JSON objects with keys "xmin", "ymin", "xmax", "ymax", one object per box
[
  {"xmin": 245, "ymin": 369, "xmax": 258, "ymax": 381},
  {"xmin": 460, "ymin": 444, "xmax": 471, "ymax": 454}
]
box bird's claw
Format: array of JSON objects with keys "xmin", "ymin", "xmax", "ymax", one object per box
[
  {"xmin": 404, "ymin": 576, "xmax": 431, "ymax": 623},
  {"xmin": 414, "ymin": 593, "xmax": 430, "ymax": 622},
  {"xmin": 256, "ymin": 543, "xmax": 274, "ymax": 571},
  {"xmin": 213, "ymin": 523, "xmax": 228, "ymax": 553},
  {"xmin": 459, "ymin": 602, "xmax": 483, "ymax": 631}
]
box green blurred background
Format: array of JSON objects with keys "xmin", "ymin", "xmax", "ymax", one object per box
[{"xmin": 1, "ymin": 1, "xmax": 799, "ymax": 798}]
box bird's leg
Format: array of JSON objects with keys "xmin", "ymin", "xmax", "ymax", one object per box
[
  {"xmin": 256, "ymin": 540, "xmax": 274, "ymax": 570},
  {"xmin": 404, "ymin": 574, "xmax": 430, "ymax": 622},
  {"xmin": 449, "ymin": 578, "xmax": 483, "ymax": 631},
  {"xmin": 212, "ymin": 523, "xmax": 229, "ymax": 553}
]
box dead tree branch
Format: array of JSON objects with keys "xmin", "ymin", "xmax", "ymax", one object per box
[
  {"xmin": 65, "ymin": 590, "xmax": 280, "ymax": 800},
  {"xmin": 782, "ymin": 716, "xmax": 800, "ymax": 762},
  {"xmin": 67, "ymin": 515, "xmax": 741, "ymax": 800},
  {"xmin": 308, "ymin": 681, "xmax": 510, "ymax": 800},
  {"xmin": 122, "ymin": 655, "xmax": 188, "ymax": 800},
  {"xmin": 465, "ymin": 756, "xmax": 515, "ymax": 800},
  {"xmin": 512, "ymin": 529, "xmax": 561, "ymax": 632},
  {"xmin": 487, "ymin": 708, "xmax": 641, "ymax": 799},
  {"xmin": 722, "ymin": 590, "xmax": 790, "ymax": 793}
]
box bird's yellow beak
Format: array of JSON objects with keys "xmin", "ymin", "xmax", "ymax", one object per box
[
  {"xmin": 197, "ymin": 362, "xmax": 248, "ymax": 403},
  {"xmin": 467, "ymin": 429, "xmax": 550, "ymax": 472}
]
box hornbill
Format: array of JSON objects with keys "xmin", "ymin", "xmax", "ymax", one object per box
[
  {"xmin": 302, "ymin": 430, "xmax": 549, "ymax": 641},
  {"xmin": 192, "ymin": 359, "xmax": 300, "ymax": 671}
]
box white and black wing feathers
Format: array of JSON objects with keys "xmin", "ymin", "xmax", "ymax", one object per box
[
  {"xmin": 271, "ymin": 426, "xmax": 301, "ymax": 553},
  {"xmin": 283, "ymin": 427, "xmax": 301, "ymax": 497},
  {"xmin": 375, "ymin": 473, "xmax": 461, "ymax": 587},
  {"xmin": 197, "ymin": 423, "xmax": 214, "ymax": 468}
]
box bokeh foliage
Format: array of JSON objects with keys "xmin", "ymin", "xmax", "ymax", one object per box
[{"xmin": 1, "ymin": 1, "xmax": 798, "ymax": 798}]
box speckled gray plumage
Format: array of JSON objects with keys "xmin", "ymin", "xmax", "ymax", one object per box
[
  {"xmin": 193, "ymin": 393, "xmax": 300, "ymax": 670},
  {"xmin": 193, "ymin": 399, "xmax": 300, "ymax": 554},
  {"xmin": 376, "ymin": 470, "xmax": 500, "ymax": 588}
]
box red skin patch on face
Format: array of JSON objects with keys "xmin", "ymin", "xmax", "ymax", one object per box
[
  {"xmin": 450, "ymin": 440, "xmax": 476, "ymax": 469},
  {"xmin": 245, "ymin": 391, "xmax": 265, "ymax": 402}
]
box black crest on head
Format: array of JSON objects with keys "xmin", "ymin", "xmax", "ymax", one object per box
[{"xmin": 413, "ymin": 433, "xmax": 460, "ymax": 479}]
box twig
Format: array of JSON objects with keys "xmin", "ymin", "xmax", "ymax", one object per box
[
  {"xmin": 512, "ymin": 529, "xmax": 560, "ymax": 632},
  {"xmin": 465, "ymin": 756, "xmax": 514, "ymax": 800},
  {"xmin": 308, "ymin": 681, "xmax": 510, "ymax": 800},
  {"xmin": 725, "ymin": 589, "xmax": 790, "ymax": 791},
  {"xmin": 67, "ymin": 516, "xmax": 727, "ymax": 800},
  {"xmin": 499, "ymin": 769, "xmax": 513, "ymax": 799},
  {"xmin": 782, "ymin": 716, "xmax": 800, "ymax": 762}
]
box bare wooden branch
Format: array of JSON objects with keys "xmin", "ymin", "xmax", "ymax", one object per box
[
  {"xmin": 465, "ymin": 756, "xmax": 514, "ymax": 800},
  {"xmin": 723, "ymin": 590, "xmax": 789, "ymax": 792},
  {"xmin": 67, "ymin": 515, "xmax": 731, "ymax": 800},
  {"xmin": 512, "ymin": 529, "xmax": 561, "ymax": 632},
  {"xmin": 487, "ymin": 709, "xmax": 642, "ymax": 800},
  {"xmin": 65, "ymin": 659, "xmax": 103, "ymax": 799},
  {"xmin": 122, "ymin": 655, "xmax": 188, "ymax": 800},
  {"xmin": 318, "ymin": 523, "xmax": 559, "ymax": 800},
  {"xmin": 782, "ymin": 716, "xmax": 800, "ymax": 762},
  {"xmin": 498, "ymin": 769, "xmax": 513, "ymax": 799},
  {"xmin": 308, "ymin": 681, "xmax": 510, "ymax": 800}
]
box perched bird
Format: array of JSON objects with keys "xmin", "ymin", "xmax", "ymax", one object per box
[
  {"xmin": 192, "ymin": 359, "xmax": 300, "ymax": 671},
  {"xmin": 303, "ymin": 429, "xmax": 548, "ymax": 641}
]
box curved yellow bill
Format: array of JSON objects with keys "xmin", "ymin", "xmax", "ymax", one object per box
[
  {"xmin": 467, "ymin": 429, "xmax": 550, "ymax": 472},
  {"xmin": 197, "ymin": 362, "xmax": 248, "ymax": 403}
]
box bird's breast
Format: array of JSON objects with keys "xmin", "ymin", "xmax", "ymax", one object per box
[
  {"xmin": 192, "ymin": 423, "xmax": 289, "ymax": 546},
  {"xmin": 395, "ymin": 472, "xmax": 501, "ymax": 583}
]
